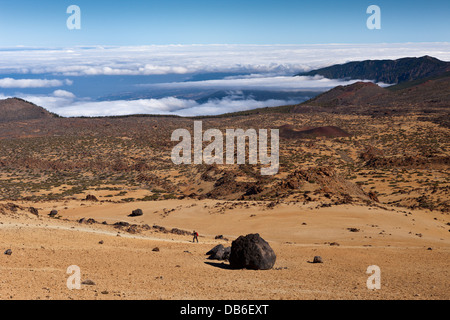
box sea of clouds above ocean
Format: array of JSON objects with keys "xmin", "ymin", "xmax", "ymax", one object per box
[{"xmin": 0, "ymin": 43, "xmax": 448, "ymax": 116}]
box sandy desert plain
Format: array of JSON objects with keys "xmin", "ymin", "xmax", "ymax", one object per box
[{"xmin": 0, "ymin": 97, "xmax": 449, "ymax": 300}]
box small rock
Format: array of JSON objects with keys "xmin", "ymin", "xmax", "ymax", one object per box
[
  {"xmin": 129, "ymin": 209, "xmax": 143, "ymax": 217},
  {"xmin": 99, "ymin": 240, "xmax": 104, "ymax": 245},
  {"xmin": 152, "ymin": 247, "xmax": 160, "ymax": 252},
  {"xmin": 313, "ymin": 256, "xmax": 323, "ymax": 264},
  {"xmin": 4, "ymin": 249, "xmax": 12, "ymax": 256},
  {"xmin": 81, "ymin": 280, "xmax": 96, "ymax": 286},
  {"xmin": 85, "ymin": 195, "xmax": 98, "ymax": 202},
  {"xmin": 48, "ymin": 210, "xmax": 58, "ymax": 217},
  {"xmin": 29, "ymin": 207, "xmax": 39, "ymax": 216}
]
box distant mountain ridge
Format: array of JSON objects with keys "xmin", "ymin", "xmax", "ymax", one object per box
[
  {"xmin": 302, "ymin": 71, "xmax": 450, "ymax": 109},
  {"xmin": 297, "ymin": 56, "xmax": 450, "ymax": 85},
  {"xmin": 0, "ymin": 98, "xmax": 57, "ymax": 122}
]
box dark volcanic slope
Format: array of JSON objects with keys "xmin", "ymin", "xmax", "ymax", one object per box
[
  {"xmin": 279, "ymin": 125, "xmax": 351, "ymax": 139},
  {"xmin": 297, "ymin": 56, "xmax": 450, "ymax": 85},
  {"xmin": 0, "ymin": 98, "xmax": 56, "ymax": 123},
  {"xmin": 292, "ymin": 73, "xmax": 450, "ymax": 113},
  {"xmin": 304, "ymin": 82, "xmax": 391, "ymax": 108}
]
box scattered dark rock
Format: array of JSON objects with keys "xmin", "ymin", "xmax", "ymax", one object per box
[
  {"xmin": 274, "ymin": 267, "xmax": 288, "ymax": 270},
  {"xmin": 126, "ymin": 225, "xmax": 140, "ymax": 234},
  {"xmin": 99, "ymin": 240, "xmax": 104, "ymax": 245},
  {"xmin": 81, "ymin": 280, "xmax": 96, "ymax": 286},
  {"xmin": 79, "ymin": 218, "xmax": 97, "ymax": 225},
  {"xmin": 347, "ymin": 228, "xmax": 360, "ymax": 232},
  {"xmin": 152, "ymin": 247, "xmax": 160, "ymax": 252},
  {"xmin": 48, "ymin": 210, "xmax": 58, "ymax": 217},
  {"xmin": 215, "ymin": 235, "xmax": 229, "ymax": 241},
  {"xmin": 368, "ymin": 191, "xmax": 379, "ymax": 202},
  {"xmin": 171, "ymin": 228, "xmax": 191, "ymax": 236},
  {"xmin": 313, "ymin": 256, "xmax": 323, "ymax": 264},
  {"xmin": 229, "ymin": 234, "xmax": 276, "ymax": 270},
  {"xmin": 153, "ymin": 225, "xmax": 168, "ymax": 233},
  {"xmin": 114, "ymin": 221, "xmax": 130, "ymax": 228},
  {"xmin": 85, "ymin": 195, "xmax": 98, "ymax": 202},
  {"xmin": 4, "ymin": 249, "xmax": 12, "ymax": 256},
  {"xmin": 29, "ymin": 207, "xmax": 39, "ymax": 216},
  {"xmin": 129, "ymin": 209, "xmax": 143, "ymax": 217}
]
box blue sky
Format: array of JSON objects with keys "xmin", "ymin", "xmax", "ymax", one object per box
[{"xmin": 0, "ymin": 0, "xmax": 449, "ymax": 46}]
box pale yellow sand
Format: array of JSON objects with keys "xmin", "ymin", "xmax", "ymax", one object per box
[{"xmin": 0, "ymin": 200, "xmax": 449, "ymax": 300}]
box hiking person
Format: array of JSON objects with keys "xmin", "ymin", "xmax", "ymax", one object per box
[{"xmin": 193, "ymin": 230, "xmax": 199, "ymax": 243}]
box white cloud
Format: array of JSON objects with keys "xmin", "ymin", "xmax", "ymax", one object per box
[
  {"xmin": 0, "ymin": 78, "xmax": 71, "ymax": 88},
  {"xmin": 146, "ymin": 75, "xmax": 371, "ymax": 91},
  {"xmin": 4, "ymin": 90, "xmax": 300, "ymax": 117},
  {"xmin": 58, "ymin": 97, "xmax": 198, "ymax": 117},
  {"xmin": 53, "ymin": 89, "xmax": 76, "ymax": 98},
  {"xmin": 0, "ymin": 43, "xmax": 448, "ymax": 77},
  {"xmin": 52, "ymin": 97, "xmax": 301, "ymax": 118}
]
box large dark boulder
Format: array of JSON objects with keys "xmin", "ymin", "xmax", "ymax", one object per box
[{"xmin": 229, "ymin": 234, "xmax": 276, "ymax": 270}]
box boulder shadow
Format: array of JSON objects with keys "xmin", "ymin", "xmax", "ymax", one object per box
[{"xmin": 204, "ymin": 261, "xmax": 234, "ymax": 270}]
